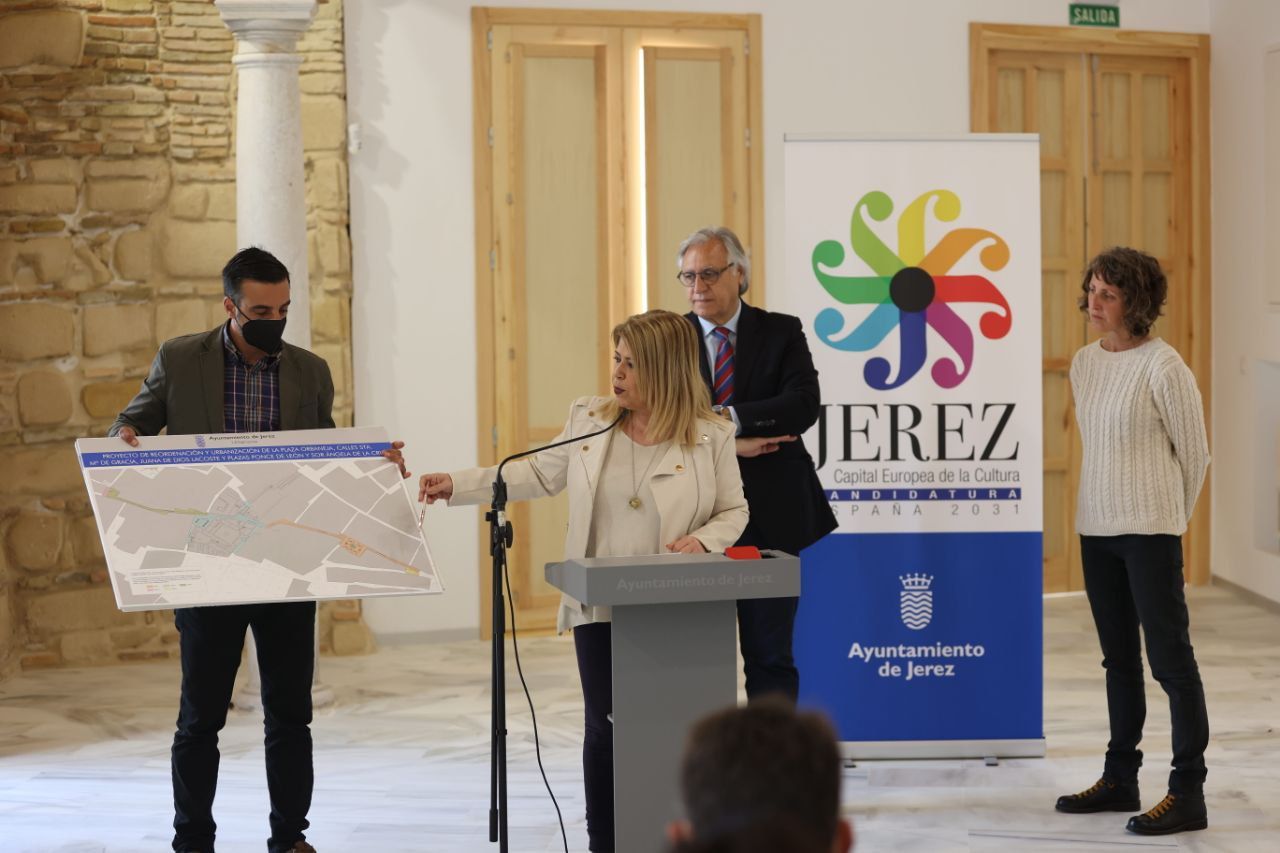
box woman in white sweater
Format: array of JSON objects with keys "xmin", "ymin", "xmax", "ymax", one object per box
[
  {"xmin": 1055, "ymin": 248, "xmax": 1210, "ymax": 836},
  {"xmin": 418, "ymin": 309, "xmax": 749, "ymax": 852}
]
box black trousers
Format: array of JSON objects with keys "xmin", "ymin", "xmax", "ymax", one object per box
[
  {"xmin": 171, "ymin": 601, "xmax": 316, "ymax": 853},
  {"xmin": 736, "ymin": 596, "xmax": 800, "ymax": 701},
  {"xmin": 574, "ymin": 622, "xmax": 614, "ymax": 853},
  {"xmin": 735, "ymin": 524, "xmax": 800, "ymax": 702},
  {"xmin": 1080, "ymin": 534, "xmax": 1209, "ymax": 795}
]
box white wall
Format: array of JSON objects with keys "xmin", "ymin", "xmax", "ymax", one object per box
[
  {"xmin": 344, "ymin": 0, "xmax": 1213, "ymax": 638},
  {"xmin": 1208, "ymin": 0, "xmax": 1280, "ymax": 603}
]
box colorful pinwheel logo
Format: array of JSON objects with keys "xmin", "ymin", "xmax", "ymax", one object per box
[{"xmin": 811, "ymin": 190, "xmax": 1012, "ymax": 389}]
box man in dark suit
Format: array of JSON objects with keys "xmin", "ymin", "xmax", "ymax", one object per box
[
  {"xmin": 681, "ymin": 226, "xmax": 837, "ymax": 702},
  {"xmin": 110, "ymin": 247, "xmax": 407, "ymax": 853}
]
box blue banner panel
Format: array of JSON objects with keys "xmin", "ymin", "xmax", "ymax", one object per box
[{"xmin": 796, "ymin": 531, "xmax": 1043, "ymax": 742}]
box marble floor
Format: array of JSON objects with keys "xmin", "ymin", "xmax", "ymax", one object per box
[{"xmin": 1, "ymin": 585, "xmax": 1277, "ymax": 852}]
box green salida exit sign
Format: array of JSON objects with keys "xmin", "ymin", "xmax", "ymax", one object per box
[{"xmin": 1070, "ymin": 3, "xmax": 1120, "ymax": 28}]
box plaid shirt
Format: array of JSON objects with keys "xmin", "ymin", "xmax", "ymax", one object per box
[{"xmin": 222, "ymin": 322, "xmax": 282, "ymax": 433}]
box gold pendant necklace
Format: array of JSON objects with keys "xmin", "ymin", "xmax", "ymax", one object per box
[{"xmin": 629, "ymin": 432, "xmax": 664, "ymax": 510}]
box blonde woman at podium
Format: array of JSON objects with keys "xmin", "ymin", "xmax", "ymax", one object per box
[{"xmin": 419, "ymin": 308, "xmax": 748, "ymax": 852}]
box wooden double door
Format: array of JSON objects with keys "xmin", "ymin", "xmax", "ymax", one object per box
[
  {"xmin": 972, "ymin": 25, "xmax": 1212, "ymax": 592},
  {"xmin": 472, "ymin": 8, "xmax": 764, "ymax": 633}
]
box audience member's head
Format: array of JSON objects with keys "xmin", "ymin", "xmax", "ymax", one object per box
[{"xmin": 668, "ymin": 699, "xmax": 853, "ymax": 853}]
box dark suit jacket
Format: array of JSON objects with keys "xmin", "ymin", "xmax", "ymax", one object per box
[
  {"xmin": 687, "ymin": 303, "xmax": 837, "ymax": 555},
  {"xmin": 109, "ymin": 325, "xmax": 336, "ymax": 438}
]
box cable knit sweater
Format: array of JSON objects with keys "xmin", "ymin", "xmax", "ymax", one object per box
[{"xmin": 1071, "ymin": 337, "xmax": 1209, "ymax": 536}]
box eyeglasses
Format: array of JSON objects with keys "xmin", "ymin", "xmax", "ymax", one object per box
[{"xmin": 677, "ymin": 263, "xmax": 736, "ymax": 287}]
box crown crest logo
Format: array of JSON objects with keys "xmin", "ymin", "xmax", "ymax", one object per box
[
  {"xmin": 899, "ymin": 573, "xmax": 934, "ymax": 630},
  {"xmin": 899, "ymin": 573, "xmax": 933, "ymax": 591}
]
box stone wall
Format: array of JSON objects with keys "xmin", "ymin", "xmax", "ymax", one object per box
[{"xmin": 0, "ymin": 0, "xmax": 372, "ymax": 677}]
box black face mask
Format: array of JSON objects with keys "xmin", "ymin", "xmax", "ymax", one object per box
[{"xmin": 233, "ymin": 304, "xmax": 287, "ymax": 354}]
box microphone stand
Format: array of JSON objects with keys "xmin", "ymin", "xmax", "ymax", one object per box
[{"xmin": 487, "ymin": 413, "xmax": 623, "ymax": 851}]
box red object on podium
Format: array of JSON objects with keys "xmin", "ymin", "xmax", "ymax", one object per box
[{"xmin": 725, "ymin": 545, "xmax": 762, "ymax": 560}]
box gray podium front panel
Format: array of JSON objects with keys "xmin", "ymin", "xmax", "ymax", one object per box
[
  {"xmin": 546, "ymin": 552, "xmax": 799, "ymax": 853},
  {"xmin": 611, "ymin": 600, "xmax": 736, "ymax": 851}
]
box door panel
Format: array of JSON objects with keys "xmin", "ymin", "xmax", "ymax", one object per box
[
  {"xmin": 1142, "ymin": 173, "xmax": 1171, "ymax": 257},
  {"xmin": 512, "ymin": 44, "xmax": 608, "ymax": 620},
  {"xmin": 644, "ymin": 48, "xmax": 728, "ymax": 314},
  {"xmin": 1100, "ymin": 172, "xmax": 1131, "ymax": 245},
  {"xmin": 519, "ymin": 50, "xmax": 604, "ymax": 429},
  {"xmin": 1041, "ymin": 270, "xmax": 1069, "ymax": 360},
  {"xmin": 1036, "ymin": 67, "xmax": 1065, "ymax": 158},
  {"xmin": 1142, "ymin": 75, "xmax": 1172, "ymax": 160},
  {"xmin": 1040, "ymin": 172, "xmax": 1066, "ymax": 263}
]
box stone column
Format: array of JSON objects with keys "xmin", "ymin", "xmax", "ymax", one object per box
[
  {"xmin": 215, "ymin": 0, "xmax": 316, "ymax": 347},
  {"xmin": 217, "ymin": 0, "xmax": 331, "ymax": 709}
]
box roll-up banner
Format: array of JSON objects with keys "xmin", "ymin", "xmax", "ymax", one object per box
[{"xmin": 781, "ymin": 135, "xmax": 1045, "ymax": 758}]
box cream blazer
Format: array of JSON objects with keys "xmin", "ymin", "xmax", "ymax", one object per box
[{"xmin": 448, "ymin": 395, "xmax": 749, "ymax": 632}]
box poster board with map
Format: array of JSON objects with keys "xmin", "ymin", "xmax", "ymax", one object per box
[{"xmin": 75, "ymin": 427, "xmax": 443, "ymax": 611}]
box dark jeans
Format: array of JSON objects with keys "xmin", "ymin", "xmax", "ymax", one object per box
[
  {"xmin": 735, "ymin": 525, "xmax": 801, "ymax": 702},
  {"xmin": 1080, "ymin": 534, "xmax": 1209, "ymax": 795},
  {"xmin": 574, "ymin": 622, "xmax": 614, "ymax": 852},
  {"xmin": 171, "ymin": 601, "xmax": 316, "ymax": 853}
]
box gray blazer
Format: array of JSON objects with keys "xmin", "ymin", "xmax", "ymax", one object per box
[{"xmin": 109, "ymin": 325, "xmax": 336, "ymax": 438}]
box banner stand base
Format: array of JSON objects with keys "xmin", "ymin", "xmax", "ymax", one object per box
[{"xmin": 840, "ymin": 738, "xmax": 1046, "ymax": 761}]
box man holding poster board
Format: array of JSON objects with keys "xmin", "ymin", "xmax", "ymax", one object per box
[{"xmin": 108, "ymin": 247, "xmax": 411, "ymax": 853}]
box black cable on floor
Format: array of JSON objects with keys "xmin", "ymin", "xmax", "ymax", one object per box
[{"xmin": 504, "ymin": 562, "xmax": 570, "ymax": 853}]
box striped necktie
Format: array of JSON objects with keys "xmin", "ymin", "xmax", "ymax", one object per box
[{"xmin": 712, "ymin": 326, "xmax": 734, "ymax": 405}]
